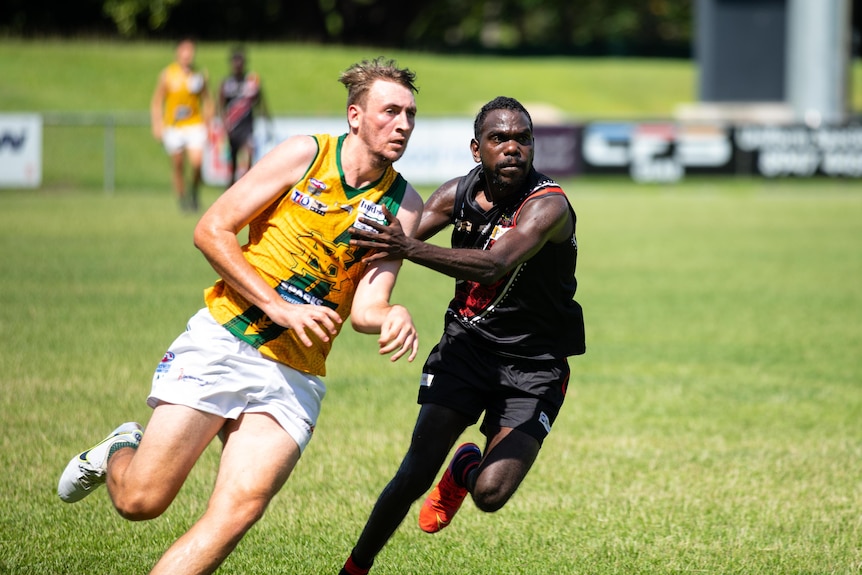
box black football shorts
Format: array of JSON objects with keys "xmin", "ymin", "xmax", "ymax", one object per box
[{"xmin": 418, "ymin": 331, "xmax": 570, "ymax": 444}]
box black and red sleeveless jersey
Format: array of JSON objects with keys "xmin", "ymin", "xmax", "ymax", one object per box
[{"xmin": 443, "ymin": 166, "xmax": 586, "ymax": 360}]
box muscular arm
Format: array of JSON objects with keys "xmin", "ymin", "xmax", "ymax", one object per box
[
  {"xmin": 193, "ymin": 135, "xmax": 343, "ymax": 347},
  {"xmin": 351, "ymin": 184, "xmax": 573, "ymax": 284},
  {"xmin": 349, "ymin": 185, "xmax": 423, "ymax": 362}
]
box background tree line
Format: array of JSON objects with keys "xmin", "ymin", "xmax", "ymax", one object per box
[{"xmin": 0, "ymin": 0, "xmax": 693, "ymax": 56}]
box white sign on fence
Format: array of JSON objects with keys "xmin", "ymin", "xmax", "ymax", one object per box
[
  {"xmin": 0, "ymin": 114, "xmax": 42, "ymax": 188},
  {"xmin": 203, "ymin": 116, "xmax": 476, "ymax": 188}
]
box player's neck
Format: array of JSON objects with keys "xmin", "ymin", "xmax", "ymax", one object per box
[{"xmin": 340, "ymin": 136, "xmax": 388, "ymax": 189}]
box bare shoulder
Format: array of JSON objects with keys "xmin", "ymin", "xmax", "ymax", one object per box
[
  {"xmin": 425, "ymin": 177, "xmax": 460, "ymax": 212},
  {"xmin": 249, "ymin": 135, "xmax": 318, "ymax": 179},
  {"xmin": 267, "ymin": 134, "xmax": 319, "ymax": 162},
  {"xmin": 395, "ymin": 183, "xmax": 424, "ymax": 236},
  {"xmin": 519, "ymin": 189, "xmax": 574, "ymax": 241},
  {"xmin": 401, "ymin": 183, "xmax": 424, "ymax": 213}
]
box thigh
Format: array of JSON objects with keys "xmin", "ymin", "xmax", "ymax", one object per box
[
  {"xmin": 211, "ymin": 413, "xmax": 301, "ymax": 508},
  {"xmin": 126, "ymin": 402, "xmax": 225, "ymax": 500},
  {"xmin": 185, "ymin": 124, "xmax": 207, "ymax": 164},
  {"xmin": 482, "ymin": 358, "xmax": 570, "ymax": 445},
  {"xmin": 418, "ymin": 336, "xmax": 489, "ymax": 424}
]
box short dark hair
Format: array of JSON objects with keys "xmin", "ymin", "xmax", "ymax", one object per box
[
  {"xmin": 339, "ymin": 57, "xmax": 418, "ymax": 108},
  {"xmin": 473, "ymin": 96, "xmax": 532, "ymax": 140}
]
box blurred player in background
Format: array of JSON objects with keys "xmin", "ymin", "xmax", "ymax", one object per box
[
  {"xmin": 339, "ymin": 96, "xmax": 586, "ymax": 575},
  {"xmin": 150, "ymin": 38, "xmax": 213, "ymax": 212},
  {"xmin": 59, "ymin": 57, "xmax": 423, "ymax": 575},
  {"xmin": 218, "ymin": 46, "xmax": 271, "ymax": 186}
]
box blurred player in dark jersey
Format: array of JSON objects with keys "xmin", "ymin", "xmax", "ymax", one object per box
[{"xmin": 218, "ymin": 47, "xmax": 271, "ymax": 186}]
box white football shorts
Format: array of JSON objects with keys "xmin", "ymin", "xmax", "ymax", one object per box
[
  {"xmin": 162, "ymin": 124, "xmax": 208, "ymax": 155},
  {"xmin": 148, "ymin": 308, "xmax": 326, "ymax": 452}
]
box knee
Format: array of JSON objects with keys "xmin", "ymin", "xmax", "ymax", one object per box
[
  {"xmin": 112, "ymin": 490, "xmax": 171, "ymax": 521},
  {"xmin": 205, "ymin": 494, "xmax": 269, "ymax": 546},
  {"xmin": 233, "ymin": 496, "xmax": 268, "ymax": 527},
  {"xmin": 471, "ymin": 480, "xmax": 513, "ymax": 514}
]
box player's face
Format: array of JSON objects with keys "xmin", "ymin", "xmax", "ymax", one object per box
[
  {"xmin": 231, "ymin": 55, "xmax": 245, "ymax": 74},
  {"xmin": 472, "ymin": 109, "xmax": 534, "ymax": 199},
  {"xmin": 352, "ymin": 80, "xmax": 416, "ymax": 166},
  {"xmin": 177, "ymin": 41, "xmax": 195, "ymax": 68}
]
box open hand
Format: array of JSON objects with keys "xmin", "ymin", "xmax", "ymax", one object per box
[
  {"xmin": 349, "ymin": 205, "xmax": 412, "ymax": 262},
  {"xmin": 264, "ymin": 301, "xmax": 342, "ymax": 348},
  {"xmin": 378, "ymin": 304, "xmax": 418, "ymax": 362}
]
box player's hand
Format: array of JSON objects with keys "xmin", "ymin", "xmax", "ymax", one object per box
[
  {"xmin": 264, "ymin": 301, "xmax": 342, "ymax": 347},
  {"xmin": 349, "ymin": 205, "xmax": 411, "ymax": 262},
  {"xmin": 378, "ymin": 304, "xmax": 418, "ymax": 362}
]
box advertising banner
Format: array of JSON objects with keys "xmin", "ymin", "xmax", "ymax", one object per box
[
  {"xmin": 533, "ymin": 125, "xmax": 582, "ymax": 177},
  {"xmin": 733, "ymin": 124, "xmax": 862, "ymax": 177},
  {"xmin": 581, "ymin": 121, "xmax": 735, "ymax": 182},
  {"xmin": 0, "ymin": 114, "xmax": 42, "ymax": 188},
  {"xmin": 203, "ymin": 117, "xmax": 862, "ymax": 187},
  {"xmin": 204, "ymin": 117, "xmax": 475, "ymax": 188}
]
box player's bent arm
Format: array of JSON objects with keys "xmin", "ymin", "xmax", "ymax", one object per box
[
  {"xmin": 349, "ymin": 187, "xmax": 423, "ymax": 361},
  {"xmin": 404, "ymin": 192, "xmax": 572, "ymax": 283},
  {"xmin": 194, "ymin": 136, "xmax": 342, "ymax": 344},
  {"xmin": 350, "ymin": 259, "xmax": 418, "ymax": 362},
  {"xmin": 349, "ymin": 183, "xmax": 422, "ymax": 333}
]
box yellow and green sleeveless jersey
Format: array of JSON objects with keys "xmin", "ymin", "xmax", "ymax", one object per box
[
  {"xmin": 204, "ymin": 133, "xmax": 409, "ymax": 375},
  {"xmin": 162, "ymin": 62, "xmax": 206, "ymax": 127}
]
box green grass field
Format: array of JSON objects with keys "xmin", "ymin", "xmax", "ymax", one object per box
[
  {"xmin": 2, "ymin": 180, "xmax": 860, "ymax": 574},
  {"xmin": 1, "ymin": 40, "xmax": 861, "ymax": 574}
]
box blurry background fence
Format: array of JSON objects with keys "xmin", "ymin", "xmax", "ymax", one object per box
[
  {"xmin": 37, "ymin": 112, "xmax": 174, "ymax": 194},
  {"xmin": 42, "ymin": 112, "xmax": 150, "ymax": 194}
]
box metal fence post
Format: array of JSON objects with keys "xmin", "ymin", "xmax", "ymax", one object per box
[{"xmin": 104, "ymin": 114, "xmax": 115, "ymax": 195}]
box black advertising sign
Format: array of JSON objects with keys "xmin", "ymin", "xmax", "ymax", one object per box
[{"xmin": 733, "ymin": 124, "xmax": 862, "ymax": 177}]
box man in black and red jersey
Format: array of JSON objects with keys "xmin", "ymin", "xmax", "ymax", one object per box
[
  {"xmin": 339, "ymin": 96, "xmax": 585, "ymax": 575},
  {"xmin": 218, "ymin": 47, "xmax": 271, "ymax": 186}
]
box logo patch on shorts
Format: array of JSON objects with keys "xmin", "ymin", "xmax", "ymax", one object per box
[
  {"xmin": 155, "ymin": 351, "xmax": 175, "ymax": 378},
  {"xmin": 420, "ymin": 373, "xmax": 434, "ymax": 388},
  {"xmin": 538, "ymin": 411, "xmax": 552, "ymax": 434}
]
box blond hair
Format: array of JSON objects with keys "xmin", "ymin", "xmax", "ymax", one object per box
[{"xmin": 339, "ymin": 57, "xmax": 418, "ymax": 109}]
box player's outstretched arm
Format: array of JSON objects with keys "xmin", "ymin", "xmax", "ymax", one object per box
[{"xmin": 350, "ymin": 192, "xmax": 571, "ymax": 284}]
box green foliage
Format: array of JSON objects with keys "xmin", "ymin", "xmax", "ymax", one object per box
[
  {"xmin": 102, "ymin": 0, "xmax": 182, "ymax": 36},
  {"xmin": 1, "ymin": 0, "xmax": 692, "ymax": 53},
  {"xmin": 409, "ymin": 0, "xmax": 692, "ymax": 52}
]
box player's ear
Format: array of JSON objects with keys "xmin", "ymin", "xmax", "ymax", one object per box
[
  {"xmin": 347, "ymin": 104, "xmax": 362, "ymax": 131},
  {"xmin": 470, "ymin": 138, "xmax": 481, "ymax": 163}
]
